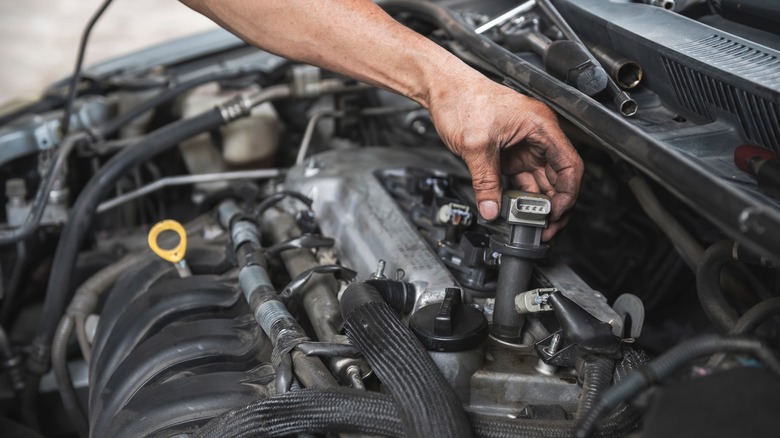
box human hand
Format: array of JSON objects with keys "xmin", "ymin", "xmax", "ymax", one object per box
[{"xmin": 427, "ymin": 74, "xmax": 584, "ymax": 241}]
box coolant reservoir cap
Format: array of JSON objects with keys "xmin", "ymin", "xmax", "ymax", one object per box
[{"xmin": 410, "ymin": 288, "xmax": 489, "ymax": 352}]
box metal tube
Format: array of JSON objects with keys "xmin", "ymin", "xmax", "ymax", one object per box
[
  {"xmin": 296, "ymin": 111, "xmax": 338, "ymax": 165},
  {"xmin": 96, "ymin": 169, "xmax": 283, "ymax": 213},
  {"xmin": 642, "ymin": 0, "xmax": 676, "ymax": 10},
  {"xmin": 296, "ymin": 105, "xmax": 420, "ymax": 165},
  {"xmin": 263, "ymin": 209, "xmax": 344, "ymax": 343},
  {"xmin": 475, "ymin": 0, "xmax": 537, "ymax": 34},
  {"xmin": 587, "ymin": 43, "xmax": 644, "ymax": 89},
  {"xmin": 535, "ymin": 0, "xmax": 637, "ymax": 116},
  {"xmin": 262, "ymin": 209, "xmax": 362, "ymax": 381}
]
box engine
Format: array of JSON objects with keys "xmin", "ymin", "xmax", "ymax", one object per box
[
  {"xmin": 0, "ymin": 1, "xmax": 779, "ymax": 437},
  {"xmin": 85, "ymin": 146, "xmax": 639, "ymax": 437}
]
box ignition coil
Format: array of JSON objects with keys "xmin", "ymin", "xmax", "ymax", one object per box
[{"xmin": 490, "ymin": 190, "xmax": 551, "ymax": 342}]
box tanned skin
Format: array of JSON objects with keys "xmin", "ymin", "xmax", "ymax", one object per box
[{"xmin": 181, "ymin": 0, "xmax": 584, "ymax": 240}]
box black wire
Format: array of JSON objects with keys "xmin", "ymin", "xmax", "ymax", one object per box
[
  {"xmin": 0, "ymin": 241, "xmax": 26, "ymax": 326},
  {"xmin": 254, "ymin": 191, "xmax": 314, "ymax": 216},
  {"xmin": 575, "ymin": 335, "xmax": 780, "ymax": 438},
  {"xmin": 0, "ymin": 133, "xmax": 86, "ymax": 245},
  {"xmin": 60, "ymin": 0, "xmax": 115, "ymax": 137}
]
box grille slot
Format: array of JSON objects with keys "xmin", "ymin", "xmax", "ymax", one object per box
[
  {"xmin": 675, "ymin": 35, "xmax": 780, "ymax": 86},
  {"xmin": 662, "ymin": 35, "xmax": 780, "ymax": 152}
]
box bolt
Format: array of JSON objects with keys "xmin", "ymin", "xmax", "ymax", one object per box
[
  {"xmin": 536, "ymin": 333, "xmax": 562, "ymax": 376},
  {"xmin": 545, "ymin": 333, "xmax": 562, "ymax": 356},
  {"xmin": 371, "ymin": 259, "xmax": 387, "ymax": 279}
]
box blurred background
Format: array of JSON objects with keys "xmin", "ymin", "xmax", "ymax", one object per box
[{"xmin": 0, "ymin": 0, "xmax": 219, "ymax": 106}]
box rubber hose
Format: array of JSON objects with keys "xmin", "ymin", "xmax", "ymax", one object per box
[
  {"xmin": 628, "ymin": 176, "xmax": 703, "ymax": 270},
  {"xmin": 0, "ymin": 241, "xmax": 26, "ymax": 325},
  {"xmin": 275, "ymin": 354, "xmax": 293, "ymax": 394},
  {"xmin": 25, "ymin": 108, "xmax": 226, "ymax": 411},
  {"xmin": 709, "ymin": 297, "xmax": 780, "ymax": 367},
  {"xmin": 576, "ymin": 356, "xmax": 616, "ymax": 421},
  {"xmin": 67, "ymin": 252, "xmax": 149, "ymax": 362},
  {"xmin": 587, "ymin": 348, "xmax": 646, "ymax": 438},
  {"xmin": 95, "ymin": 69, "xmax": 262, "ymax": 139},
  {"xmin": 0, "ymin": 133, "xmax": 84, "ymax": 245},
  {"xmin": 74, "ymin": 316, "xmax": 91, "ymax": 363},
  {"xmin": 730, "ymin": 297, "xmax": 780, "ymax": 335},
  {"xmin": 575, "ymin": 335, "xmax": 780, "ymax": 438},
  {"xmin": 340, "ymin": 282, "xmax": 472, "ymax": 438},
  {"xmin": 697, "ymin": 241, "xmax": 741, "ymax": 332},
  {"xmin": 52, "ymin": 316, "xmax": 88, "ymax": 438}
]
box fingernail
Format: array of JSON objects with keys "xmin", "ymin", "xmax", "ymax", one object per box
[{"xmin": 479, "ymin": 200, "xmax": 499, "ymax": 220}]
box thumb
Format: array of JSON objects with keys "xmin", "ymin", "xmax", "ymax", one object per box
[{"xmin": 463, "ymin": 152, "xmax": 503, "ymax": 221}]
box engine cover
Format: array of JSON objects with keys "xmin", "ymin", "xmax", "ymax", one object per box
[{"xmin": 284, "ymin": 147, "xmax": 469, "ymax": 308}]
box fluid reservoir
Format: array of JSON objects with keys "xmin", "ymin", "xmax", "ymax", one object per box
[{"xmin": 178, "ymin": 84, "xmax": 281, "ymax": 184}]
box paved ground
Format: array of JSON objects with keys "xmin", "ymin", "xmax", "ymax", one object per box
[{"xmin": 0, "ymin": 0, "xmax": 218, "ymax": 106}]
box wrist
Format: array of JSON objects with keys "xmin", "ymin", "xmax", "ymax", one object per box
[{"xmin": 417, "ymin": 54, "xmax": 495, "ymax": 112}]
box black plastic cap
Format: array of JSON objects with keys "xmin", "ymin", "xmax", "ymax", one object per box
[
  {"xmin": 544, "ymin": 40, "xmax": 608, "ymax": 97},
  {"xmin": 410, "ymin": 288, "xmax": 489, "ymax": 352}
]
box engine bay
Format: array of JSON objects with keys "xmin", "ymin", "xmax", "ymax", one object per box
[{"xmin": 0, "ymin": 1, "xmax": 779, "ymax": 437}]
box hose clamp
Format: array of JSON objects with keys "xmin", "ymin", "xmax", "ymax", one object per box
[{"xmin": 217, "ymin": 93, "xmax": 254, "ymax": 123}]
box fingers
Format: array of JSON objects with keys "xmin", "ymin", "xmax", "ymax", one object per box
[
  {"xmin": 462, "ymin": 148, "xmax": 503, "ymax": 221},
  {"xmin": 542, "ymin": 213, "xmax": 570, "ymax": 242},
  {"xmin": 528, "ymin": 122, "xmax": 584, "ymax": 223},
  {"xmin": 547, "ymin": 162, "xmax": 582, "ymax": 223},
  {"xmin": 515, "ymin": 172, "xmax": 540, "ymax": 194},
  {"xmin": 550, "ymin": 189, "xmax": 578, "ymax": 223}
]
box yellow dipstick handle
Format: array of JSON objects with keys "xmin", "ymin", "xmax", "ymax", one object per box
[{"xmin": 148, "ymin": 220, "xmax": 188, "ymax": 263}]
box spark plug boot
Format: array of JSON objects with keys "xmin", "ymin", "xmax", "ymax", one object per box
[{"xmin": 490, "ymin": 191, "xmax": 551, "ymax": 342}]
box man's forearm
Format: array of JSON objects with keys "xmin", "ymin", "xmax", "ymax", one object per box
[
  {"xmin": 180, "ymin": 0, "xmax": 477, "ymax": 108},
  {"xmin": 181, "ymin": 0, "xmax": 584, "ymax": 229}
]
